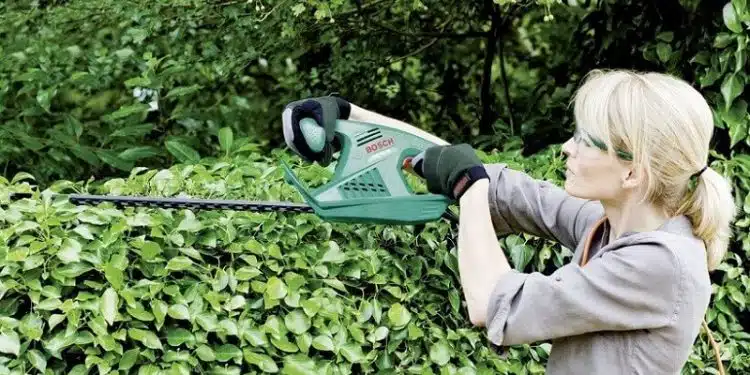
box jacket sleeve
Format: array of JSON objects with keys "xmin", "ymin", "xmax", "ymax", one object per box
[
  {"xmin": 483, "ymin": 163, "xmax": 604, "ymax": 251},
  {"xmin": 484, "ymin": 240, "xmax": 682, "ymax": 346}
]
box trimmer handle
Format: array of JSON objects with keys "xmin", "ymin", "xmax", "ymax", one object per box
[{"xmin": 298, "ymin": 118, "xmax": 327, "ymax": 154}]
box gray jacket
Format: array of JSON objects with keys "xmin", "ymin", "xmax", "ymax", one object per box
[{"xmin": 483, "ymin": 164, "xmax": 711, "ymax": 375}]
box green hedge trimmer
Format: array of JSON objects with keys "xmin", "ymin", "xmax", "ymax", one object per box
[{"xmin": 9, "ymin": 118, "xmax": 458, "ymax": 225}]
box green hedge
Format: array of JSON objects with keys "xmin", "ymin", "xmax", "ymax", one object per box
[
  {"xmin": 0, "ymin": 128, "xmax": 741, "ymax": 374},
  {"xmin": 0, "ymin": 139, "xmax": 543, "ymax": 374}
]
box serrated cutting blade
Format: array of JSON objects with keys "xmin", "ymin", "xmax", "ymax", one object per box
[{"xmin": 8, "ymin": 193, "xmax": 315, "ymax": 213}]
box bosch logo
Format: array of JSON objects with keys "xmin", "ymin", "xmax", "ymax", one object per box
[{"xmin": 365, "ymin": 137, "xmax": 394, "ymax": 154}]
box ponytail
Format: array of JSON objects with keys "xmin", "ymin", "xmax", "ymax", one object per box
[{"xmin": 675, "ymin": 166, "xmax": 737, "ymax": 271}]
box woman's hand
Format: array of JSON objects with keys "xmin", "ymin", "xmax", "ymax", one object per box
[
  {"xmin": 282, "ymin": 95, "xmax": 351, "ymax": 167},
  {"xmin": 407, "ymin": 144, "xmax": 489, "ymax": 200}
]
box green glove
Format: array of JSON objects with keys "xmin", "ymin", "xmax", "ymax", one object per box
[
  {"xmin": 282, "ymin": 95, "xmax": 351, "ymax": 167},
  {"xmin": 410, "ymin": 144, "xmax": 488, "ymax": 200}
]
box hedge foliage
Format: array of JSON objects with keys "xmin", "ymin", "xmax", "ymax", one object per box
[
  {"xmin": 1, "ymin": 0, "xmax": 750, "ymax": 374},
  {"xmin": 0, "ymin": 136, "xmax": 563, "ymax": 374},
  {"xmin": 0, "ymin": 126, "xmax": 743, "ymax": 374}
]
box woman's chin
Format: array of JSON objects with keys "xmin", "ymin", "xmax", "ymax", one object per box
[{"xmin": 564, "ymin": 179, "xmax": 583, "ymax": 198}]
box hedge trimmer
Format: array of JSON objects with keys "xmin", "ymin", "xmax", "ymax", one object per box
[{"xmin": 8, "ymin": 118, "xmax": 458, "ymax": 225}]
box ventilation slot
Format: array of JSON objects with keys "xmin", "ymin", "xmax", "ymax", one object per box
[
  {"xmin": 339, "ymin": 169, "xmax": 389, "ymax": 198},
  {"xmin": 356, "ymin": 128, "xmax": 383, "ymax": 146}
]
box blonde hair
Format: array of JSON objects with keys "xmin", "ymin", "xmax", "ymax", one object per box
[{"xmin": 571, "ymin": 69, "xmax": 736, "ymax": 271}]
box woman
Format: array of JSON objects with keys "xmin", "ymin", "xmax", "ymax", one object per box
[{"xmin": 281, "ymin": 69, "xmax": 736, "ymax": 374}]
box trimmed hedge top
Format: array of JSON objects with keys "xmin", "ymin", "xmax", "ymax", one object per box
[{"xmin": 0, "ymin": 144, "xmax": 564, "ymax": 375}]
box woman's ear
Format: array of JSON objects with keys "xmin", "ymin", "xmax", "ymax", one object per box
[{"xmin": 621, "ymin": 165, "xmax": 643, "ymax": 190}]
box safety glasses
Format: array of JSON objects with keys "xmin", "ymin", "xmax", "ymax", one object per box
[{"xmin": 573, "ymin": 129, "xmax": 633, "ymax": 161}]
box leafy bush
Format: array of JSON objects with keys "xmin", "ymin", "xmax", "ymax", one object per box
[
  {"xmin": 0, "ymin": 127, "xmax": 740, "ymax": 374},
  {"xmin": 0, "ymin": 0, "xmax": 594, "ymax": 184},
  {"xmin": 0, "ymin": 137, "xmax": 534, "ymax": 374}
]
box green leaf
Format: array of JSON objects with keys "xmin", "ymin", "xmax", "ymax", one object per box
[
  {"xmin": 152, "ymin": 300, "xmax": 167, "ymax": 328},
  {"xmin": 219, "ymin": 127, "xmax": 234, "ymax": 153},
  {"xmin": 119, "ymin": 349, "xmax": 140, "ymax": 370},
  {"xmin": 166, "ymin": 140, "xmax": 201, "ymax": 164},
  {"xmin": 429, "ymin": 340, "xmax": 452, "ymax": 366},
  {"xmin": 321, "ymin": 240, "xmax": 346, "ymax": 263},
  {"xmin": 729, "ymin": 118, "xmax": 748, "ymax": 148},
  {"xmin": 339, "ymin": 343, "xmax": 364, "ymax": 363},
  {"xmin": 736, "ymin": 47, "xmax": 747, "ymax": 72},
  {"xmin": 235, "ymin": 267, "xmax": 261, "ymax": 281},
  {"xmin": 196, "ymin": 345, "xmax": 216, "ymax": 361},
  {"xmin": 170, "ymin": 363, "xmax": 191, "ymax": 375},
  {"xmin": 244, "ymin": 350, "xmax": 279, "ymax": 372},
  {"xmin": 165, "ymin": 84, "xmax": 202, "ymax": 99},
  {"xmin": 196, "ymin": 313, "xmax": 219, "ymax": 332},
  {"xmin": 57, "ymin": 238, "xmax": 82, "ymax": 263},
  {"xmin": 722, "ymin": 73, "xmax": 745, "ymax": 110},
  {"xmin": 118, "ymin": 146, "xmax": 161, "ymax": 162},
  {"xmin": 387, "ymin": 303, "xmax": 411, "ymax": 328},
  {"xmin": 126, "ymin": 303, "xmax": 154, "ymax": 322},
  {"xmin": 656, "ymin": 31, "xmax": 674, "ymax": 42},
  {"xmin": 270, "ymin": 336, "xmax": 298, "ymax": 352},
  {"xmin": 291, "ymin": 3, "xmax": 306, "ymax": 16},
  {"xmin": 729, "ymin": 285, "xmax": 746, "ymax": 307},
  {"xmin": 101, "ymin": 287, "xmax": 118, "ymax": 325},
  {"xmin": 281, "ymin": 354, "xmax": 318, "ymax": 375},
  {"xmin": 735, "ymin": 0, "xmax": 749, "ymax": 22},
  {"xmin": 27, "ymin": 349, "xmax": 47, "ymax": 373},
  {"xmin": 11, "ymin": 172, "xmax": 35, "ymax": 184},
  {"xmin": 129, "ymin": 328, "xmax": 163, "ymax": 350},
  {"xmin": 725, "ymin": 2, "xmax": 744, "ymax": 33},
  {"xmin": 226, "ymin": 295, "xmax": 246, "ymax": 310},
  {"xmin": 215, "ymin": 344, "xmax": 242, "ymax": 362},
  {"xmin": 114, "ymin": 47, "xmax": 135, "ymax": 59},
  {"xmin": 105, "ymin": 103, "xmax": 150, "ymax": 121},
  {"xmin": 105, "ymin": 263, "xmax": 125, "ymax": 290},
  {"xmin": 367, "ymin": 326, "xmax": 389, "ymax": 342},
  {"xmin": 312, "ymin": 335, "xmax": 334, "ymax": 351},
  {"xmin": 110, "ymin": 124, "xmax": 154, "ymax": 138},
  {"xmin": 124, "ymin": 76, "xmax": 151, "ymax": 88},
  {"xmin": 177, "ymin": 211, "xmax": 202, "ymax": 232},
  {"xmin": 656, "ymin": 43, "xmax": 672, "ymax": 63},
  {"xmin": 167, "ymin": 328, "xmax": 194, "ymax": 346},
  {"xmin": 166, "ymin": 256, "xmax": 193, "ymax": 271},
  {"xmin": 241, "ymin": 327, "xmax": 266, "ymax": 347},
  {"xmin": 265, "ymin": 277, "xmax": 288, "ymax": 300},
  {"xmin": 97, "ymin": 150, "xmax": 134, "ymax": 171},
  {"xmin": 507, "ymin": 236, "xmax": 532, "ymax": 270},
  {"xmin": 20, "ymin": 314, "xmax": 43, "ymax": 340},
  {"xmin": 322, "ymin": 278, "xmax": 347, "ymax": 292},
  {"xmin": 36, "ymin": 88, "xmax": 55, "ymax": 113},
  {"xmin": 284, "ymin": 310, "xmax": 311, "ymax": 334},
  {"xmin": 0, "ymin": 332, "xmax": 20, "ymax": 356},
  {"xmin": 168, "ymin": 304, "xmax": 191, "ymax": 320}
]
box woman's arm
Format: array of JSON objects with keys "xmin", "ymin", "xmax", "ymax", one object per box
[
  {"xmin": 458, "ymin": 179, "xmax": 512, "ymax": 326},
  {"xmin": 483, "ymin": 164, "xmax": 604, "ymax": 251},
  {"xmin": 349, "ymin": 104, "xmax": 603, "ymax": 250}
]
